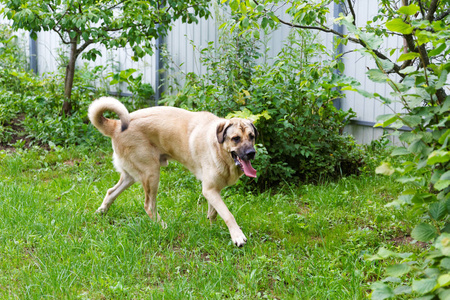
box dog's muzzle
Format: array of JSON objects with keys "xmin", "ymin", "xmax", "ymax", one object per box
[{"xmin": 231, "ymin": 149, "xmax": 257, "ymax": 178}]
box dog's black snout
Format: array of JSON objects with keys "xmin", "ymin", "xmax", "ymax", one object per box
[{"xmin": 244, "ymin": 149, "xmax": 256, "ymax": 160}]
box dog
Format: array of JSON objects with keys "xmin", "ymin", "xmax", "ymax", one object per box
[{"xmin": 88, "ymin": 97, "xmax": 258, "ymax": 246}]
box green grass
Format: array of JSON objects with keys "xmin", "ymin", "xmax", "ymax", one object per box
[{"xmin": 0, "ymin": 146, "xmax": 422, "ymax": 299}]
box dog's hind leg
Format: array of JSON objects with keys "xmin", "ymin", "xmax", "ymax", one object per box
[
  {"xmin": 96, "ymin": 172, "xmax": 135, "ymax": 215},
  {"xmin": 142, "ymin": 168, "xmax": 166, "ymax": 228}
]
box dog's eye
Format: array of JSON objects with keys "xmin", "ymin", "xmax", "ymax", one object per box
[
  {"xmin": 249, "ymin": 134, "xmax": 255, "ymax": 140},
  {"xmin": 232, "ymin": 136, "xmax": 241, "ymax": 143}
]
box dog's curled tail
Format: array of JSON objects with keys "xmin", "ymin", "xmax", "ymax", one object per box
[{"xmin": 88, "ymin": 97, "xmax": 130, "ymax": 137}]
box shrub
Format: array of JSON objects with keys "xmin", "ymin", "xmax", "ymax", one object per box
[
  {"xmin": 162, "ymin": 24, "xmax": 362, "ymax": 187},
  {"xmin": 333, "ymin": 3, "xmax": 450, "ymax": 298},
  {"xmin": 0, "ymin": 25, "xmax": 148, "ymax": 149}
]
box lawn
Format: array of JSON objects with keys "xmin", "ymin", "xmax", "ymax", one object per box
[{"xmin": 0, "ymin": 146, "xmax": 422, "ymax": 299}]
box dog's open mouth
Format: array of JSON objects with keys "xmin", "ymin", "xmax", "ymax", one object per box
[{"xmin": 231, "ymin": 152, "xmax": 257, "ymax": 178}]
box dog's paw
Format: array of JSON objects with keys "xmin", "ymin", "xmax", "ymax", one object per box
[
  {"xmin": 95, "ymin": 207, "xmax": 108, "ymax": 215},
  {"xmin": 230, "ymin": 228, "xmax": 247, "ymax": 247}
]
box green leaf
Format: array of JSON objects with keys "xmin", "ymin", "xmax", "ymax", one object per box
[
  {"xmin": 267, "ymin": 11, "xmax": 279, "ymax": 23},
  {"xmin": 441, "ymin": 171, "xmax": 450, "ymax": 181},
  {"xmin": 218, "ymin": 22, "xmax": 227, "ymax": 30},
  {"xmin": 440, "ymin": 257, "xmax": 450, "ymax": 269},
  {"xmin": 439, "ymin": 97, "xmax": 450, "ymax": 115},
  {"xmin": 399, "ymin": 66, "xmax": 417, "ymax": 74},
  {"xmin": 255, "ymin": 4, "xmax": 264, "ymax": 12},
  {"xmin": 415, "ymin": 30, "xmax": 432, "ymax": 45},
  {"xmin": 391, "ymin": 147, "xmax": 410, "ymax": 156},
  {"xmin": 375, "ymin": 114, "xmax": 398, "ymax": 127},
  {"xmin": 261, "ymin": 17, "xmax": 269, "ymax": 29},
  {"xmin": 365, "ymin": 248, "xmax": 394, "ymax": 261},
  {"xmin": 435, "ymin": 233, "xmax": 450, "ymax": 256},
  {"xmin": 30, "ymin": 31, "xmax": 37, "ymax": 40},
  {"xmin": 361, "ymin": 32, "xmax": 383, "ymax": 49},
  {"xmin": 240, "ymin": 17, "xmax": 249, "ymax": 29},
  {"xmin": 365, "ymin": 247, "xmax": 412, "ymax": 262},
  {"xmin": 386, "ymin": 18, "xmax": 413, "ymax": 34},
  {"xmin": 239, "ymin": 1, "xmax": 247, "ymax": 13},
  {"xmin": 367, "ymin": 69, "xmax": 389, "ymax": 83},
  {"xmin": 346, "ymin": 86, "xmax": 376, "ymax": 98},
  {"xmin": 412, "ymin": 193, "xmax": 436, "ymax": 204},
  {"xmin": 376, "ymin": 162, "xmax": 395, "ymax": 176},
  {"xmin": 398, "ymin": 4, "xmax": 420, "ymax": 16},
  {"xmin": 376, "ymin": 58, "xmax": 394, "ymax": 71},
  {"xmin": 371, "ymin": 282, "xmax": 395, "ymax": 300},
  {"xmin": 397, "ymin": 176, "xmax": 423, "ymax": 184},
  {"xmin": 402, "ymin": 115, "xmax": 422, "ymax": 127},
  {"xmin": 397, "ymin": 52, "xmax": 420, "ymax": 62},
  {"xmin": 427, "ymin": 150, "xmax": 450, "ymax": 165},
  {"xmin": 337, "ymin": 14, "xmax": 357, "ymax": 34},
  {"xmin": 393, "ymin": 285, "xmax": 412, "ymax": 295},
  {"xmin": 439, "ymin": 131, "xmax": 450, "ymax": 145},
  {"xmin": 82, "ymin": 32, "xmax": 89, "ymax": 41},
  {"xmin": 436, "ymin": 180, "xmax": 450, "ymax": 191},
  {"xmin": 247, "ymin": 0, "xmax": 257, "ymax": 9},
  {"xmin": 438, "ymin": 274, "xmax": 450, "ymax": 287},
  {"xmin": 443, "ymin": 223, "xmax": 450, "ymax": 234},
  {"xmin": 429, "ymin": 201, "xmax": 447, "ymax": 221},
  {"xmin": 411, "ymin": 223, "xmax": 437, "ymax": 242},
  {"xmin": 412, "ymin": 278, "xmax": 437, "ymax": 294},
  {"xmin": 386, "ymin": 263, "xmax": 411, "ymax": 277},
  {"xmin": 229, "ymin": 0, "xmax": 239, "ymax": 11},
  {"xmin": 407, "ymin": 139, "xmax": 427, "ymax": 155},
  {"xmin": 399, "ymin": 132, "xmax": 419, "ymax": 143},
  {"xmin": 436, "ymin": 70, "xmax": 448, "ymax": 90},
  {"xmin": 439, "ymin": 288, "xmax": 450, "ymax": 300},
  {"xmin": 429, "ymin": 43, "xmax": 447, "ymax": 57}
]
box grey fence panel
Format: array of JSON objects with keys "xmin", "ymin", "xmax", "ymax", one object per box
[{"xmin": 338, "ymin": 1, "xmax": 405, "ymax": 144}]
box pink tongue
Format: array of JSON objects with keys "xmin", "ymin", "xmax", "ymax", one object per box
[{"xmin": 240, "ymin": 159, "xmax": 257, "ymax": 178}]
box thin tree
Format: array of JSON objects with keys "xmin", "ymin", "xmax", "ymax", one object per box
[{"xmin": 1, "ymin": 0, "xmax": 210, "ymax": 114}]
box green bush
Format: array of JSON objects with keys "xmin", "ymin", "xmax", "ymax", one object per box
[
  {"xmin": 162, "ymin": 25, "xmax": 362, "ymax": 187},
  {"xmin": 0, "ymin": 24, "xmax": 151, "ymax": 149},
  {"xmin": 333, "ymin": 3, "xmax": 450, "ymax": 298}
]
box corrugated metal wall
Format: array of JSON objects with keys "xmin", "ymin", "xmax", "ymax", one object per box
[
  {"xmin": 339, "ymin": 1, "xmax": 405, "ymax": 144},
  {"xmin": 1, "ymin": 1, "xmax": 405, "ymax": 145}
]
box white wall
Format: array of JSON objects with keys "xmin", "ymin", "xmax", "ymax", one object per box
[{"xmin": 337, "ymin": 1, "xmax": 405, "ymax": 144}]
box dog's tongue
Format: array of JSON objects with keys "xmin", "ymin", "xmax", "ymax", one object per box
[{"xmin": 241, "ymin": 159, "xmax": 257, "ymax": 178}]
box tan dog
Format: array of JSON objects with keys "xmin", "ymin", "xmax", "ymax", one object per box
[{"xmin": 88, "ymin": 97, "xmax": 258, "ymax": 246}]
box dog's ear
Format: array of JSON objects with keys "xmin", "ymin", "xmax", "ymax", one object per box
[
  {"xmin": 216, "ymin": 121, "xmax": 232, "ymax": 144},
  {"xmin": 250, "ymin": 122, "xmax": 258, "ymax": 139}
]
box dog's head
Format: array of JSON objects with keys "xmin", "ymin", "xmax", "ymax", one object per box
[{"xmin": 216, "ymin": 118, "xmax": 258, "ymax": 178}]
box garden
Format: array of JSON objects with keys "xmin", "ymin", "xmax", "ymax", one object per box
[{"xmin": 0, "ymin": 0, "xmax": 449, "ymax": 299}]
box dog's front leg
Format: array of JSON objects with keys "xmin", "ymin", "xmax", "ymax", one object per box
[{"xmin": 202, "ymin": 185, "xmax": 247, "ymax": 247}]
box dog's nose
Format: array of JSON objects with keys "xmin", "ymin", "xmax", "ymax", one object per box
[{"xmin": 244, "ymin": 149, "xmax": 256, "ymax": 160}]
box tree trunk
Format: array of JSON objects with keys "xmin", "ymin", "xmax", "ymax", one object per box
[{"xmin": 62, "ymin": 37, "xmax": 78, "ymax": 115}]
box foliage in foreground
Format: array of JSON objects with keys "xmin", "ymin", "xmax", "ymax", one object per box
[
  {"xmin": 226, "ymin": 0, "xmax": 450, "ymax": 297},
  {"xmin": 341, "ymin": 4, "xmax": 450, "ymax": 299},
  {"xmin": 0, "ymin": 146, "xmax": 420, "ymax": 298}
]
